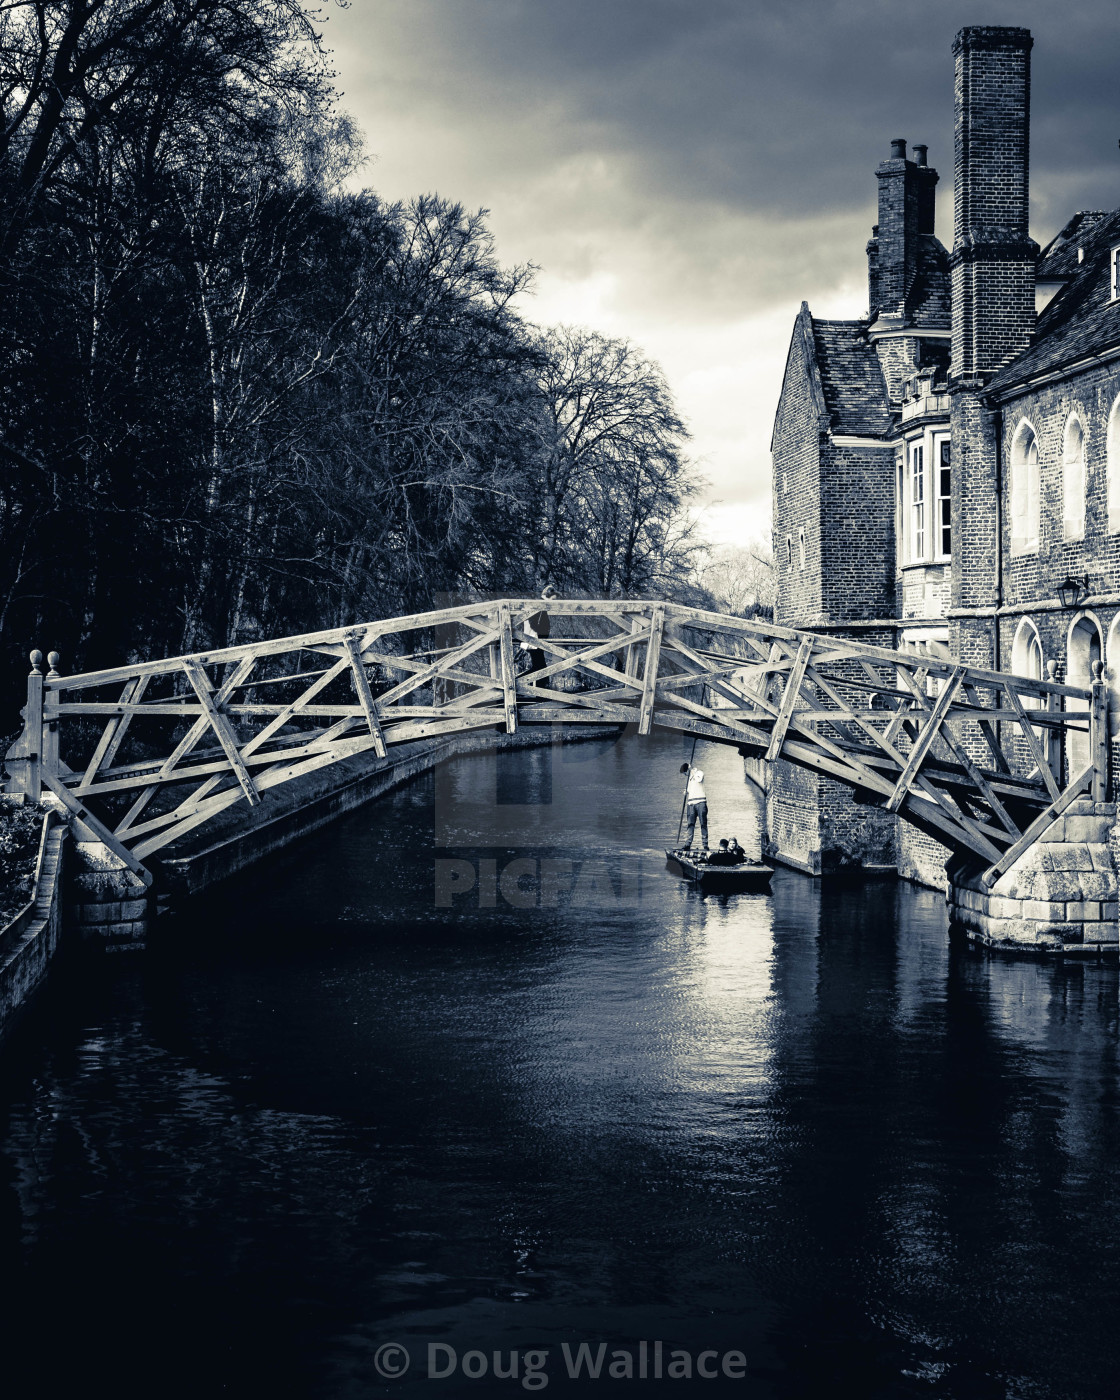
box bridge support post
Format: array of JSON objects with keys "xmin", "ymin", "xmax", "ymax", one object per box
[
  {"xmin": 1090, "ymin": 660, "xmax": 1110, "ymax": 804},
  {"xmin": 2, "ymin": 651, "xmax": 45, "ymax": 801},
  {"xmin": 1045, "ymin": 660, "xmax": 1064, "ymax": 788}
]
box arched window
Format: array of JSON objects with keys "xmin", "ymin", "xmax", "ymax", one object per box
[
  {"xmin": 1062, "ymin": 415, "xmax": 1085, "ymax": 540},
  {"xmin": 1012, "ymin": 618, "xmax": 1043, "ymax": 682},
  {"xmin": 1010, "ymin": 421, "xmax": 1040, "ymax": 555},
  {"xmin": 1108, "ymin": 394, "xmax": 1120, "ymax": 533},
  {"xmin": 1066, "ymin": 614, "xmax": 1103, "ymax": 775},
  {"xmin": 1011, "ymin": 618, "xmax": 1044, "ymax": 713}
]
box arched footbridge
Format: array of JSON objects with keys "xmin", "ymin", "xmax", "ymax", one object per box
[{"xmin": 3, "ymin": 599, "xmax": 1110, "ymax": 889}]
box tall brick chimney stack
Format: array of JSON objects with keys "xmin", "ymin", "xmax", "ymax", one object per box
[
  {"xmin": 868, "ymin": 138, "xmax": 939, "ymax": 321},
  {"xmin": 950, "ymin": 26, "xmax": 1038, "ymax": 380}
]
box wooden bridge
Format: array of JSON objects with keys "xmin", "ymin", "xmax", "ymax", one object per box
[{"xmin": 3, "ymin": 598, "xmax": 1110, "ymax": 888}]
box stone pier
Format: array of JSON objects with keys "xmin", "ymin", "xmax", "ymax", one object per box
[
  {"xmin": 66, "ymin": 838, "xmax": 151, "ymax": 951},
  {"xmin": 947, "ymin": 800, "xmax": 1119, "ymax": 954}
]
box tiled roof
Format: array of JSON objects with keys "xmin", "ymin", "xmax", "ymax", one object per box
[
  {"xmin": 1036, "ymin": 212, "xmax": 1110, "ymax": 280},
  {"xmin": 988, "ymin": 208, "xmax": 1120, "ymax": 395},
  {"xmin": 905, "ymin": 236, "xmax": 952, "ymax": 327},
  {"xmin": 811, "ymin": 319, "xmax": 894, "ymax": 437}
]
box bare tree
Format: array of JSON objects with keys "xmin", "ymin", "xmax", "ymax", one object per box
[
  {"xmin": 699, "ymin": 539, "xmax": 775, "ymax": 617},
  {"xmin": 532, "ymin": 326, "xmax": 700, "ymax": 596}
]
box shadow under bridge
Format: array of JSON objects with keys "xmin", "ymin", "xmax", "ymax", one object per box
[{"xmin": 3, "ymin": 599, "xmax": 1109, "ymax": 889}]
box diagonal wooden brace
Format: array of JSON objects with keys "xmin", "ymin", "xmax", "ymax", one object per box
[
  {"xmin": 183, "ymin": 659, "xmax": 261, "ymax": 805},
  {"xmin": 344, "ymin": 636, "xmax": 387, "ymax": 759},
  {"xmin": 638, "ymin": 608, "xmax": 665, "ymax": 735},
  {"xmin": 980, "ymin": 766, "xmax": 1095, "ymax": 888},
  {"xmin": 40, "ymin": 771, "xmax": 152, "ymax": 884},
  {"xmin": 78, "ymin": 674, "xmax": 150, "ymax": 792},
  {"xmin": 766, "ymin": 637, "xmax": 813, "ymax": 762},
  {"xmin": 1001, "ymin": 680, "xmax": 1061, "ymax": 802},
  {"xmin": 886, "ymin": 666, "xmax": 964, "ymax": 813}
]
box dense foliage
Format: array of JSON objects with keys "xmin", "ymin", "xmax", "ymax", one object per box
[
  {"xmin": 0, "ymin": 800, "xmax": 44, "ymax": 923},
  {"xmin": 0, "ymin": 1, "xmax": 702, "ymax": 718}
]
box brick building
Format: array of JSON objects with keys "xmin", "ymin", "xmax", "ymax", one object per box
[{"xmin": 769, "ymin": 25, "xmax": 1120, "ymax": 885}]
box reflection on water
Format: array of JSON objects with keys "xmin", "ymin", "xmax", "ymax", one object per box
[{"xmin": 0, "ymin": 733, "xmax": 1117, "ymax": 1399}]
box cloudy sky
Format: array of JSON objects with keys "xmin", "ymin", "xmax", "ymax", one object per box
[{"xmin": 320, "ymin": 0, "xmax": 1120, "ymax": 549}]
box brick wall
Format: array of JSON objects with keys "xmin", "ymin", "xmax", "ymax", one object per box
[
  {"xmin": 874, "ymin": 335, "xmax": 912, "ymax": 402},
  {"xmin": 949, "ymin": 390, "xmax": 999, "ymax": 611},
  {"xmin": 899, "ymin": 824, "xmax": 950, "ymax": 887},
  {"xmin": 901, "ymin": 564, "xmax": 949, "ymax": 620},
  {"xmin": 999, "ymin": 366, "xmax": 1120, "ymax": 613},
  {"xmin": 772, "ymin": 309, "xmax": 825, "ymax": 624},
  {"xmin": 766, "ymin": 762, "xmax": 822, "ymax": 873},
  {"xmin": 820, "ymin": 444, "xmax": 897, "ymax": 621}
]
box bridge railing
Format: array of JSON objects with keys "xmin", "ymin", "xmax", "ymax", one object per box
[{"xmin": 2, "ymin": 600, "xmax": 1108, "ymax": 883}]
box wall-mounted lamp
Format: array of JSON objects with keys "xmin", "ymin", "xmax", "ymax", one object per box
[{"xmin": 1057, "ymin": 574, "xmax": 1090, "ymax": 609}]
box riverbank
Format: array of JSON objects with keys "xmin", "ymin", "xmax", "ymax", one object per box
[
  {"xmin": 0, "ymin": 799, "xmax": 46, "ymax": 925},
  {"xmin": 0, "ymin": 804, "xmax": 67, "ymax": 1041}
]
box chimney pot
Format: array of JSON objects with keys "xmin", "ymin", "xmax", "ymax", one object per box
[
  {"xmin": 913, "ymin": 144, "xmax": 928, "ymax": 166},
  {"xmin": 890, "ymin": 139, "xmax": 907, "ymax": 159}
]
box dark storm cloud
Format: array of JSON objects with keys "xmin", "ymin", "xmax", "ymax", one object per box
[
  {"xmin": 325, "ymin": 0, "xmax": 1120, "ymax": 530},
  {"xmin": 339, "ymin": 0, "xmax": 1120, "ymax": 225}
]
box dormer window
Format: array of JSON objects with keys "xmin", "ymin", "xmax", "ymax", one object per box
[{"xmin": 1112, "ymin": 246, "xmax": 1120, "ymax": 302}]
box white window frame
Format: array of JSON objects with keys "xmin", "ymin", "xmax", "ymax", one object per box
[
  {"xmin": 933, "ymin": 432, "xmax": 951, "ymax": 560},
  {"xmin": 798, "ymin": 526, "xmax": 806, "ymax": 569},
  {"xmin": 900, "ymin": 431, "xmax": 951, "ymax": 564},
  {"xmin": 909, "ymin": 439, "xmax": 925, "ymax": 562},
  {"xmin": 1062, "ymin": 414, "xmax": 1086, "ymax": 541},
  {"xmin": 1111, "ymin": 245, "xmax": 1120, "ymax": 302},
  {"xmin": 786, "ymin": 535, "xmax": 793, "ymax": 569}
]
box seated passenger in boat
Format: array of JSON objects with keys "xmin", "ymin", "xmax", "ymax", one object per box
[{"xmin": 706, "ymin": 839, "xmax": 745, "ymax": 867}]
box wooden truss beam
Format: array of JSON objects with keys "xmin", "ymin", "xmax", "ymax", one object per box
[{"xmin": 24, "ymin": 597, "xmax": 1105, "ymax": 880}]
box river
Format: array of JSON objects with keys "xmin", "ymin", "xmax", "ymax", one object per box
[{"xmin": 0, "ymin": 732, "xmax": 1118, "ymax": 1398}]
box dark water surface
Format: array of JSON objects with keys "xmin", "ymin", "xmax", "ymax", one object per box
[{"xmin": 1, "ymin": 733, "xmax": 1119, "ymax": 1400}]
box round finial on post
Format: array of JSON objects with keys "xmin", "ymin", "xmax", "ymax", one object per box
[
  {"xmin": 1092, "ymin": 659, "xmax": 1103, "ymax": 682},
  {"xmin": 1046, "ymin": 659, "xmax": 1059, "ymax": 681},
  {"xmin": 29, "ymin": 649, "xmax": 43, "ymax": 675},
  {"xmin": 46, "ymin": 651, "xmax": 60, "ymax": 679}
]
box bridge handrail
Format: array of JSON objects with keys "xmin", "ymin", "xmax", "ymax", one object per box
[
  {"xmin": 5, "ymin": 597, "xmax": 1110, "ymax": 885},
  {"xmin": 41, "ymin": 598, "xmax": 1095, "ymax": 703}
]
